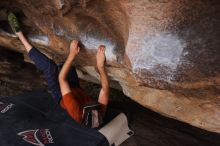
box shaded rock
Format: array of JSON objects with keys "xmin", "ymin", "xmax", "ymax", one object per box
[
  {"xmin": 0, "ymin": 0, "xmax": 219, "ymax": 133},
  {"xmin": 0, "ymin": 47, "xmax": 45, "ymax": 97}
]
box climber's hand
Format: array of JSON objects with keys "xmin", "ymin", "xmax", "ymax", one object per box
[
  {"xmin": 96, "ymin": 45, "xmax": 106, "ymax": 70},
  {"xmin": 69, "ymin": 40, "xmax": 80, "ymax": 57}
]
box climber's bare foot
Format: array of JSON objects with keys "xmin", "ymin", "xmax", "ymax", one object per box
[{"xmin": 96, "ymin": 45, "xmax": 106, "ymax": 70}]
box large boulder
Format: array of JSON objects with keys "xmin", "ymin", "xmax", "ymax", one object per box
[{"xmin": 0, "ymin": 0, "xmax": 219, "ymax": 133}]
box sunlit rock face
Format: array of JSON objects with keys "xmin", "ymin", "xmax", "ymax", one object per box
[{"xmin": 0, "ymin": 0, "xmax": 219, "ymax": 133}]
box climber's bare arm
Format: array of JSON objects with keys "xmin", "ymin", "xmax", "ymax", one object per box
[
  {"xmin": 96, "ymin": 45, "xmax": 109, "ymax": 115},
  {"xmin": 59, "ymin": 40, "xmax": 80, "ymax": 96},
  {"xmin": 16, "ymin": 31, "xmax": 32, "ymax": 52}
]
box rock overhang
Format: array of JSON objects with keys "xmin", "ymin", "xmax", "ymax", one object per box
[{"xmin": 0, "ymin": 0, "xmax": 219, "ymax": 133}]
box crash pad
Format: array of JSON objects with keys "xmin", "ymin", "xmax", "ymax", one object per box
[{"xmin": 0, "ymin": 91, "xmax": 109, "ymax": 146}]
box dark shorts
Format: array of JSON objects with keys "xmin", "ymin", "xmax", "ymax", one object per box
[{"xmin": 28, "ymin": 47, "xmax": 80, "ymax": 103}]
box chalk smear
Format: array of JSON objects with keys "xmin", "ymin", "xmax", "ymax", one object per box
[
  {"xmin": 29, "ymin": 35, "xmax": 49, "ymax": 46},
  {"xmin": 80, "ymin": 35, "xmax": 117, "ymax": 61},
  {"xmin": 129, "ymin": 32, "xmax": 186, "ymax": 80}
]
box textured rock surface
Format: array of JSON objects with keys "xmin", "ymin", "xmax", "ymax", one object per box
[
  {"xmin": 0, "ymin": 0, "xmax": 219, "ymax": 132},
  {"xmin": 0, "ymin": 47, "xmax": 45, "ymax": 97}
]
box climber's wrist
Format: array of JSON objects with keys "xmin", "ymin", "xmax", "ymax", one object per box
[{"xmin": 67, "ymin": 53, "xmax": 76, "ymax": 61}]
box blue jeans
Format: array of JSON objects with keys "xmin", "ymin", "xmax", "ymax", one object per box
[{"xmin": 28, "ymin": 48, "xmax": 80, "ymax": 103}]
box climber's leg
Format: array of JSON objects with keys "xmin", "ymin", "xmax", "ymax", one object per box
[
  {"xmin": 28, "ymin": 48, "xmax": 62, "ymax": 103},
  {"xmin": 8, "ymin": 12, "xmax": 32, "ymax": 52},
  {"xmin": 8, "ymin": 12, "xmax": 61, "ymax": 103}
]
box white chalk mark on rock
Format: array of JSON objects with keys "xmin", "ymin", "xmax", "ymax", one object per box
[{"xmin": 129, "ymin": 32, "xmax": 186, "ymax": 81}]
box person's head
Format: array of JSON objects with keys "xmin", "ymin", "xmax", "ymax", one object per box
[{"xmin": 81, "ymin": 102, "xmax": 103, "ymax": 129}]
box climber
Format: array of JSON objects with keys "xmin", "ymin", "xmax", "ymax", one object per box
[{"xmin": 8, "ymin": 12, "xmax": 109, "ymax": 128}]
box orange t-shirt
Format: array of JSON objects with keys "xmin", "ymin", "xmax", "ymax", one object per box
[{"xmin": 59, "ymin": 88, "xmax": 92, "ymax": 123}]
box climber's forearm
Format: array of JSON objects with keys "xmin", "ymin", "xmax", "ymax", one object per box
[
  {"xmin": 99, "ymin": 68, "xmax": 109, "ymax": 92},
  {"xmin": 58, "ymin": 54, "xmax": 76, "ymax": 96},
  {"xmin": 59, "ymin": 54, "xmax": 76, "ymax": 81},
  {"xmin": 59, "ymin": 40, "xmax": 80, "ymax": 96},
  {"xmin": 98, "ymin": 67, "xmax": 109, "ymax": 106},
  {"xmin": 16, "ymin": 32, "xmax": 32, "ymax": 52}
]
